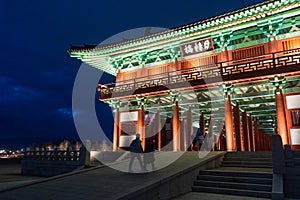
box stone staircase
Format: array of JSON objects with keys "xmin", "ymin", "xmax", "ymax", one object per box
[
  {"xmin": 192, "ymin": 151, "xmax": 273, "ymax": 198},
  {"xmin": 221, "ymin": 151, "xmax": 272, "ymax": 168}
]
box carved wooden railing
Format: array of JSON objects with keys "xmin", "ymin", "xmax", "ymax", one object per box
[{"xmin": 99, "ymin": 48, "xmax": 300, "ymax": 98}]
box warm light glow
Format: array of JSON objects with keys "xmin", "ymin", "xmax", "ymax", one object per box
[
  {"xmin": 286, "ymin": 95, "xmax": 300, "ymax": 109},
  {"xmin": 120, "ymin": 111, "xmax": 138, "ymax": 122},
  {"xmin": 290, "ymin": 129, "xmax": 300, "ymax": 145}
]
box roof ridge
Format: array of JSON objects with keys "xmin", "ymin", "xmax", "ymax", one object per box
[{"xmin": 68, "ymin": 0, "xmax": 293, "ymax": 53}]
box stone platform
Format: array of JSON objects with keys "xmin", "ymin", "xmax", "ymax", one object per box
[
  {"xmin": 0, "ymin": 152, "xmax": 224, "ymax": 200},
  {"xmin": 4, "ymin": 151, "xmax": 295, "ymax": 200}
]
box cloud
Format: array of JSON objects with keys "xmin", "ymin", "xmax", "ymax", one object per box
[
  {"xmin": 0, "ymin": 76, "xmax": 42, "ymax": 103},
  {"xmin": 56, "ymin": 107, "xmax": 73, "ymax": 118},
  {"xmin": 56, "ymin": 107, "xmax": 81, "ymax": 119},
  {"xmin": 12, "ymin": 86, "xmax": 41, "ymax": 100}
]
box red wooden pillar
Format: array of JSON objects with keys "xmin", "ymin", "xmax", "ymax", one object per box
[
  {"xmin": 260, "ymin": 130, "xmax": 264, "ymax": 151},
  {"xmin": 156, "ymin": 110, "xmax": 161, "ymax": 151},
  {"xmin": 261, "ymin": 133, "xmax": 264, "ymax": 151},
  {"xmin": 266, "ymin": 133, "xmax": 271, "ymax": 151},
  {"xmin": 247, "ymin": 115, "xmax": 254, "ymax": 151},
  {"xmin": 268, "ymin": 135, "xmax": 272, "ymax": 150},
  {"xmin": 252, "ymin": 122, "xmax": 256, "ymax": 152},
  {"xmin": 261, "ymin": 133, "xmax": 265, "ymax": 151},
  {"xmin": 113, "ymin": 107, "xmax": 119, "ymax": 151},
  {"xmin": 263, "ymin": 133, "xmax": 267, "ymax": 151},
  {"xmin": 266, "ymin": 134, "xmax": 270, "ymax": 150},
  {"xmin": 275, "ymin": 88, "xmax": 288, "ymax": 145},
  {"xmin": 138, "ymin": 105, "xmax": 145, "ymax": 150},
  {"xmin": 172, "ymin": 100, "xmax": 180, "ymax": 151},
  {"xmin": 225, "ymin": 94, "xmax": 235, "ymax": 151},
  {"xmin": 261, "ymin": 131, "xmax": 265, "ymax": 151},
  {"xmin": 242, "ymin": 111, "xmax": 250, "ymax": 151},
  {"xmin": 183, "ymin": 120, "xmax": 187, "ymax": 151},
  {"xmin": 186, "ymin": 107, "xmax": 193, "ymax": 151},
  {"xmin": 254, "ymin": 121, "xmax": 260, "ymax": 151},
  {"xmin": 233, "ymin": 102, "xmax": 243, "ymax": 151}
]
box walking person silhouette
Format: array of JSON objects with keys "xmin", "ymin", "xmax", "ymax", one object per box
[
  {"xmin": 143, "ymin": 139, "xmax": 156, "ymax": 171},
  {"xmin": 128, "ymin": 134, "xmax": 145, "ymax": 173}
]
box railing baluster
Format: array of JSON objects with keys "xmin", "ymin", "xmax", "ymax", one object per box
[
  {"xmin": 220, "ymin": 62, "xmax": 223, "ymax": 77},
  {"xmin": 133, "ymin": 79, "xmax": 136, "ymax": 90},
  {"xmin": 272, "ymin": 52, "xmax": 276, "ymax": 68}
]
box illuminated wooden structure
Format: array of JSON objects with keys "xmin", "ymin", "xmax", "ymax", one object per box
[{"xmin": 69, "ymin": 0, "xmax": 300, "ymax": 151}]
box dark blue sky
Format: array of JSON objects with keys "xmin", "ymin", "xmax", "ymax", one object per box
[{"xmin": 0, "ymin": 0, "xmax": 263, "ymax": 149}]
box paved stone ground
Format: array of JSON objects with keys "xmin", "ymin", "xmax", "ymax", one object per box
[
  {"xmin": 0, "ymin": 159, "xmax": 45, "ymax": 192},
  {"xmin": 0, "ymin": 152, "xmax": 281, "ymax": 200},
  {"xmin": 0, "ymin": 152, "xmax": 222, "ymax": 200},
  {"xmin": 0, "ymin": 159, "xmax": 42, "ymax": 183}
]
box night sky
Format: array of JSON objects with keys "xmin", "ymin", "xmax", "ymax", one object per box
[{"xmin": 1, "ymin": 0, "xmax": 264, "ymax": 149}]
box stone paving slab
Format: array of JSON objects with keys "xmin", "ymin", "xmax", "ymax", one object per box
[{"xmin": 0, "ymin": 159, "xmax": 42, "ymax": 183}]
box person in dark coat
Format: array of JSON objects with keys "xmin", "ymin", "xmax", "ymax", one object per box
[
  {"xmin": 129, "ymin": 134, "xmax": 145, "ymax": 172},
  {"xmin": 143, "ymin": 140, "xmax": 156, "ymax": 171}
]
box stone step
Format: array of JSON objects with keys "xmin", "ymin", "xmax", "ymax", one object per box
[
  {"xmin": 197, "ymin": 174, "xmax": 272, "ymax": 184},
  {"xmin": 220, "ymin": 164, "xmax": 272, "ymax": 168},
  {"xmin": 191, "ymin": 151, "xmax": 273, "ymax": 198},
  {"xmin": 199, "ymin": 170, "xmax": 272, "ymax": 178},
  {"xmin": 192, "ymin": 185, "xmax": 271, "ymax": 198},
  {"xmin": 225, "ymin": 153, "xmax": 272, "ymax": 157},
  {"xmin": 221, "ymin": 161, "xmax": 272, "ymax": 165},
  {"xmin": 224, "ymin": 158, "xmax": 272, "ymax": 160},
  {"xmin": 223, "ymin": 157, "xmax": 272, "ymax": 163},
  {"xmin": 223, "ymin": 156, "xmax": 272, "ymax": 159},
  {"xmin": 225, "ymin": 154, "xmax": 272, "ymax": 157},
  {"xmin": 194, "ymin": 180, "xmax": 272, "ymax": 191},
  {"xmin": 224, "ymin": 153, "xmax": 272, "ymax": 156},
  {"xmin": 227, "ymin": 151, "xmax": 272, "ymax": 155}
]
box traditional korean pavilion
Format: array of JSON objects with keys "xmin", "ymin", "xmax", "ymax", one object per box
[{"xmin": 69, "ymin": 0, "xmax": 300, "ymax": 152}]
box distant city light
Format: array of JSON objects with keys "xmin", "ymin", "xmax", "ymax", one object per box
[{"xmin": 0, "ymin": 149, "xmax": 24, "ymax": 159}]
